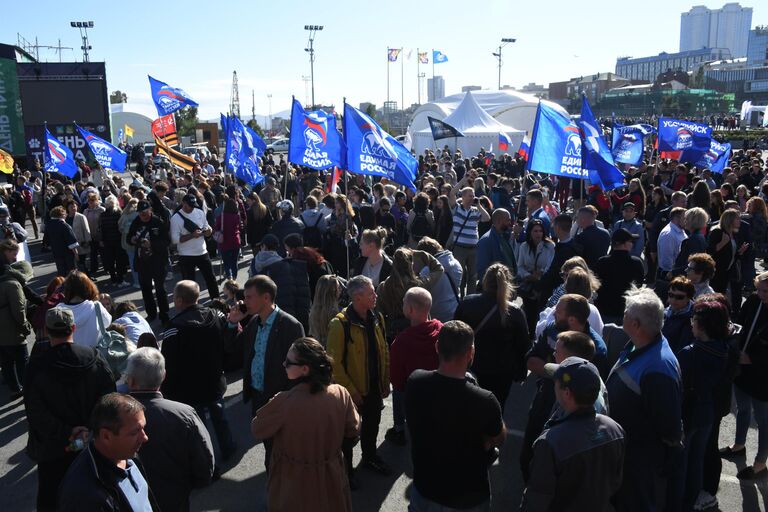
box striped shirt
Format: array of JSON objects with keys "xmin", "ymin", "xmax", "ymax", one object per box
[{"xmin": 451, "ymin": 205, "xmax": 481, "ymax": 247}]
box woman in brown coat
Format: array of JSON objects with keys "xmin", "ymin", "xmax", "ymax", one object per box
[{"xmin": 252, "ymin": 337, "xmax": 360, "ymax": 512}]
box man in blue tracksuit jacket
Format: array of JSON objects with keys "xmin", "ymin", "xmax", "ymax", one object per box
[{"xmin": 607, "ymin": 287, "xmax": 683, "ymax": 512}]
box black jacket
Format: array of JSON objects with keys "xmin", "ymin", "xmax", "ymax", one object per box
[
  {"xmin": 594, "ymin": 250, "xmax": 645, "ymax": 318},
  {"xmin": 256, "ymin": 259, "xmax": 312, "ymax": 331},
  {"xmin": 672, "ymin": 231, "xmax": 707, "ymax": 276},
  {"xmin": 268, "ymin": 217, "xmax": 305, "ymax": 256},
  {"xmin": 537, "ymin": 239, "xmax": 578, "ymax": 299},
  {"xmin": 98, "ymin": 209, "xmax": 123, "ymax": 246},
  {"xmin": 522, "ymin": 410, "xmax": 625, "ymax": 512},
  {"xmin": 453, "ymin": 293, "xmax": 530, "ymax": 381},
  {"xmin": 129, "ymin": 391, "xmax": 215, "ymax": 512},
  {"xmin": 161, "ymin": 305, "xmax": 227, "ymax": 406},
  {"xmin": 23, "ymin": 342, "xmax": 115, "ymax": 463},
  {"xmin": 232, "ymin": 308, "xmax": 304, "ymax": 406},
  {"xmin": 127, "ymin": 214, "xmax": 171, "ymax": 264},
  {"xmin": 58, "ymin": 443, "xmax": 160, "ymax": 512},
  {"xmin": 352, "ymin": 254, "xmax": 393, "ymax": 284},
  {"xmin": 573, "ymin": 224, "xmax": 611, "ymax": 269},
  {"xmin": 735, "ymin": 294, "xmax": 768, "ymax": 401},
  {"xmin": 42, "ymin": 217, "xmax": 79, "ymax": 258}
]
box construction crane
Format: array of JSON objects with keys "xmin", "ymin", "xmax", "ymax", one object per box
[{"xmin": 229, "ymin": 71, "xmax": 241, "ymax": 120}]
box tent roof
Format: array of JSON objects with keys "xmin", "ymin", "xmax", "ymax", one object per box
[{"xmin": 423, "ymin": 91, "xmax": 523, "ymax": 135}]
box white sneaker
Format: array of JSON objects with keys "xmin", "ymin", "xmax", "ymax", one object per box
[{"xmin": 693, "ymin": 491, "xmax": 718, "ymax": 511}]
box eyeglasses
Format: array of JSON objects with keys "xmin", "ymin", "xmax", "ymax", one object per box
[
  {"xmin": 668, "ymin": 292, "xmax": 688, "ymax": 300},
  {"xmin": 283, "ymin": 358, "xmax": 303, "ymax": 368}
]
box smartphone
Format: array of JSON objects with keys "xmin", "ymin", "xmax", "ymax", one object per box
[{"xmin": 238, "ymin": 302, "xmax": 248, "ymax": 314}]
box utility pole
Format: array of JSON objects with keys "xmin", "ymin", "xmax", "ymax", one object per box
[
  {"xmin": 251, "ymin": 90, "xmax": 255, "ymax": 123},
  {"xmin": 267, "ymin": 94, "xmax": 273, "ymax": 133},
  {"xmin": 230, "ymin": 71, "xmax": 240, "ymax": 119},
  {"xmin": 69, "ymin": 21, "xmax": 94, "ymax": 62}
]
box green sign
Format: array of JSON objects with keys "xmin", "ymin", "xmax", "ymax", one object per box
[{"xmin": 0, "ymin": 57, "xmax": 25, "ymax": 155}]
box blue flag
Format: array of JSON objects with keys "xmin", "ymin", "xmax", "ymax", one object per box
[
  {"xmin": 148, "ymin": 75, "xmax": 199, "ymax": 117},
  {"xmin": 343, "ymin": 103, "xmax": 417, "ymax": 191},
  {"xmin": 76, "ymin": 125, "xmax": 127, "ymax": 172},
  {"xmin": 117, "ymin": 129, "xmax": 124, "ymax": 144},
  {"xmin": 44, "ymin": 128, "xmax": 78, "ymax": 178},
  {"xmin": 657, "ymin": 117, "xmax": 711, "ymax": 160},
  {"xmin": 579, "ymin": 96, "xmax": 625, "ymax": 190},
  {"xmin": 243, "ymin": 124, "xmax": 267, "ymax": 158},
  {"xmin": 288, "ymin": 99, "xmax": 344, "ymax": 170},
  {"xmin": 224, "ymin": 115, "xmax": 263, "ymax": 186},
  {"xmin": 432, "ymin": 50, "xmax": 448, "ymax": 63},
  {"xmin": 695, "ymin": 140, "xmax": 731, "ymax": 174},
  {"xmin": 526, "ymin": 102, "xmax": 587, "ymax": 180},
  {"xmin": 611, "ymin": 123, "xmax": 648, "ymax": 166}
]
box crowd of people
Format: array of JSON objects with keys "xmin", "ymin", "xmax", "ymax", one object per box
[{"xmin": 1, "ymin": 136, "xmax": 768, "ymax": 511}]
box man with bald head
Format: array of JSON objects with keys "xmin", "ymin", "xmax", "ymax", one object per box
[
  {"xmin": 387, "ymin": 287, "xmax": 442, "ymax": 446},
  {"xmin": 477, "ymin": 207, "xmax": 518, "ymax": 282}
]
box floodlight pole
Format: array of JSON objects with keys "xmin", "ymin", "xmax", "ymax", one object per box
[
  {"xmin": 494, "ymin": 38, "xmax": 516, "ymax": 90},
  {"xmin": 70, "ymin": 21, "xmax": 94, "ymax": 62},
  {"xmin": 304, "ymin": 25, "xmax": 323, "ymax": 109}
]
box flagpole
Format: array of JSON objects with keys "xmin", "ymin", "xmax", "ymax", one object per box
[
  {"xmin": 342, "ymin": 96, "xmax": 350, "ymax": 279},
  {"xmin": 387, "ymin": 49, "xmax": 390, "ymax": 105},
  {"xmin": 432, "ymin": 49, "xmax": 435, "ymax": 101},
  {"xmin": 416, "ymin": 48, "xmax": 421, "ymax": 105},
  {"xmin": 400, "ymin": 47, "xmax": 405, "ymax": 126},
  {"xmin": 42, "ymin": 121, "xmax": 48, "ymax": 220},
  {"xmin": 285, "ymin": 97, "xmax": 295, "ymax": 201}
]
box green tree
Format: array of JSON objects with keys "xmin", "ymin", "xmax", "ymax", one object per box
[
  {"xmin": 246, "ymin": 118, "xmax": 265, "ymax": 137},
  {"xmin": 365, "ymin": 104, "xmax": 376, "ymax": 118},
  {"xmin": 109, "ymin": 90, "xmax": 127, "ymax": 104},
  {"xmin": 174, "ymin": 106, "xmax": 199, "ymax": 137}
]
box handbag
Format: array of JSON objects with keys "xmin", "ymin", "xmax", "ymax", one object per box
[
  {"xmin": 94, "ymin": 303, "xmax": 132, "ymax": 380},
  {"xmin": 213, "ymin": 214, "xmax": 224, "ymax": 244}
]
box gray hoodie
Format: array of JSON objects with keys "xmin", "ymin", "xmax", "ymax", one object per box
[{"xmin": 250, "ymin": 250, "xmax": 283, "ymax": 275}]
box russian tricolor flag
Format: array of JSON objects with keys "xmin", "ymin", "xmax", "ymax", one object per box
[
  {"xmin": 499, "ymin": 132, "xmax": 511, "ymax": 152},
  {"xmin": 517, "ymin": 135, "xmax": 530, "ymax": 161}
]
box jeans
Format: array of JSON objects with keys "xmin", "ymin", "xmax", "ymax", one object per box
[
  {"xmin": 342, "ymin": 393, "xmax": 382, "ymax": 471},
  {"xmin": 138, "ymin": 260, "xmax": 169, "ymax": 318},
  {"xmin": 0, "ymin": 344, "xmax": 28, "ymax": 391},
  {"xmin": 195, "ymin": 399, "xmax": 236, "ymax": 457},
  {"xmin": 452, "ymin": 245, "xmax": 477, "ymax": 296},
  {"xmin": 734, "ymin": 385, "xmax": 768, "ymax": 464},
  {"xmin": 409, "ymin": 486, "xmax": 490, "ymax": 512},
  {"xmin": 669, "ymin": 423, "xmax": 712, "ymax": 512},
  {"xmin": 178, "ymin": 253, "xmax": 220, "ymax": 299},
  {"xmin": 221, "ymin": 249, "xmax": 238, "ymax": 279},
  {"xmin": 126, "ymin": 249, "xmax": 139, "ymax": 286}
]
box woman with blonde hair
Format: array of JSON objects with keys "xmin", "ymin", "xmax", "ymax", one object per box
[
  {"xmin": 535, "ymin": 267, "xmax": 605, "ymax": 338},
  {"xmin": 453, "ymin": 263, "xmax": 530, "ymax": 410},
  {"xmin": 246, "ymin": 191, "xmax": 273, "ymax": 250},
  {"xmin": 308, "ymin": 275, "xmax": 343, "ymax": 346},
  {"xmin": 351, "ymin": 227, "xmax": 391, "ymax": 286},
  {"xmin": 377, "ymin": 247, "xmax": 444, "ymax": 341},
  {"xmin": 708, "ymin": 208, "xmax": 747, "ymax": 295},
  {"xmin": 326, "ymin": 194, "xmax": 358, "ymax": 278}
]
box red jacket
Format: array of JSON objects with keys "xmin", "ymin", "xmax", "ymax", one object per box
[
  {"xmin": 389, "ymin": 319, "xmax": 442, "ymax": 391},
  {"xmin": 216, "ymin": 211, "xmax": 241, "ymax": 251}
]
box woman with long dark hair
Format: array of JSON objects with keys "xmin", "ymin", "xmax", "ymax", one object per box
[
  {"xmin": 516, "ymin": 219, "xmax": 555, "ymax": 335},
  {"xmin": 325, "ymin": 195, "xmax": 358, "ymax": 278},
  {"xmin": 433, "ymin": 194, "xmax": 454, "ymax": 248},
  {"xmin": 217, "ymin": 196, "xmax": 242, "ymax": 280},
  {"xmin": 284, "ymin": 233, "xmax": 333, "ymax": 298},
  {"xmin": 453, "ymin": 263, "xmax": 530, "ymax": 410},
  {"xmin": 251, "ymin": 337, "xmax": 360, "ymax": 512},
  {"xmin": 246, "ymin": 192, "xmax": 273, "ymax": 251}
]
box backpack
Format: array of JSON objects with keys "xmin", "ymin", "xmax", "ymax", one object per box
[
  {"xmin": 302, "ymin": 213, "xmax": 323, "ymax": 248},
  {"xmin": 94, "ymin": 303, "xmax": 132, "ymax": 380},
  {"xmin": 410, "ymin": 211, "xmax": 433, "ymax": 241}
]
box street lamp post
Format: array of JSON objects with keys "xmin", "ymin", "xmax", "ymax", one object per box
[
  {"xmin": 304, "ymin": 25, "xmax": 323, "ymax": 109},
  {"xmin": 492, "ymin": 38, "xmax": 516, "ymax": 90},
  {"xmin": 69, "ymin": 21, "xmax": 94, "ymax": 62}
]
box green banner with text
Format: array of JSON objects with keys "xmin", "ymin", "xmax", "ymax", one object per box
[{"xmin": 0, "ymin": 57, "xmax": 25, "ymax": 155}]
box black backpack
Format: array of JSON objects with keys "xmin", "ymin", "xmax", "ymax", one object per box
[
  {"xmin": 410, "ymin": 211, "xmax": 433, "ymax": 241},
  {"xmin": 302, "ymin": 213, "xmax": 323, "ymax": 248}
]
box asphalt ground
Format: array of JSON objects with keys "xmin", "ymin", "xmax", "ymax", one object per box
[{"xmin": 1, "ymin": 225, "xmax": 767, "ymax": 511}]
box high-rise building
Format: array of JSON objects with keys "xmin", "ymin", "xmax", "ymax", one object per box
[
  {"xmin": 680, "ymin": 3, "xmax": 752, "ymax": 57},
  {"xmin": 427, "ymin": 76, "xmax": 445, "ymax": 102},
  {"xmin": 747, "ymin": 26, "xmax": 768, "ymax": 67}
]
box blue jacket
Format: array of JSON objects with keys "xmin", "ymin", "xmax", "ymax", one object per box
[
  {"xmin": 607, "ymin": 335, "xmax": 682, "ymax": 470},
  {"xmin": 476, "ymin": 227, "xmax": 517, "ymax": 281},
  {"xmin": 573, "ymin": 224, "xmax": 611, "ymax": 268},
  {"xmin": 662, "ymin": 304, "xmax": 695, "ymax": 354}
]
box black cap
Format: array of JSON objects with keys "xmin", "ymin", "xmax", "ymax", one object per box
[
  {"xmin": 612, "ymin": 228, "xmax": 639, "ymax": 245},
  {"xmin": 621, "ymin": 202, "xmax": 636, "ymax": 211},
  {"xmin": 551, "ymin": 356, "xmax": 601, "ymax": 399},
  {"xmin": 137, "ymin": 200, "xmax": 151, "ymax": 212},
  {"xmin": 182, "ymin": 194, "xmax": 199, "ymax": 208}
]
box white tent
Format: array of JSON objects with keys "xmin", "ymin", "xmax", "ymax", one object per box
[{"xmin": 412, "ymin": 91, "xmax": 525, "ymax": 156}]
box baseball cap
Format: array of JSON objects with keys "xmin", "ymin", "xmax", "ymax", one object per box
[
  {"xmin": 611, "ymin": 227, "xmax": 639, "ymax": 245},
  {"xmin": 182, "ymin": 194, "xmax": 199, "ymax": 208},
  {"xmin": 547, "ymin": 356, "xmax": 600, "ymax": 398},
  {"xmin": 276, "ymin": 199, "xmax": 294, "ymax": 212},
  {"xmin": 137, "ymin": 200, "xmax": 151, "ymax": 212},
  {"xmin": 46, "ymin": 308, "xmax": 75, "ymax": 333},
  {"xmin": 621, "ymin": 202, "xmax": 636, "ymax": 211}
]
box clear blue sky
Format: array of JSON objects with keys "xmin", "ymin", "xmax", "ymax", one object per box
[{"xmin": 6, "ymin": 0, "xmax": 764, "ymax": 122}]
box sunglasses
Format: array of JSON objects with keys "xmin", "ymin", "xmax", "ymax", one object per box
[
  {"xmin": 283, "ymin": 358, "xmax": 303, "ymax": 368},
  {"xmin": 668, "ymin": 292, "xmax": 688, "ymax": 300}
]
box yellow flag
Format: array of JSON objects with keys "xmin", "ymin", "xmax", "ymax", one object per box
[
  {"xmin": 0, "ymin": 148, "xmax": 14, "ymax": 174},
  {"xmin": 124, "ymin": 124, "xmax": 135, "ymax": 138}
]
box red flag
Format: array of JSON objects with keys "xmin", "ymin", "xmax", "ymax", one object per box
[
  {"xmin": 152, "ymin": 115, "xmax": 179, "ymax": 147},
  {"xmin": 328, "ymin": 167, "xmax": 342, "ymax": 193}
]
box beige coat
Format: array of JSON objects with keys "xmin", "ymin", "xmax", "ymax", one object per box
[{"xmin": 251, "ymin": 383, "xmax": 360, "ymax": 512}]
